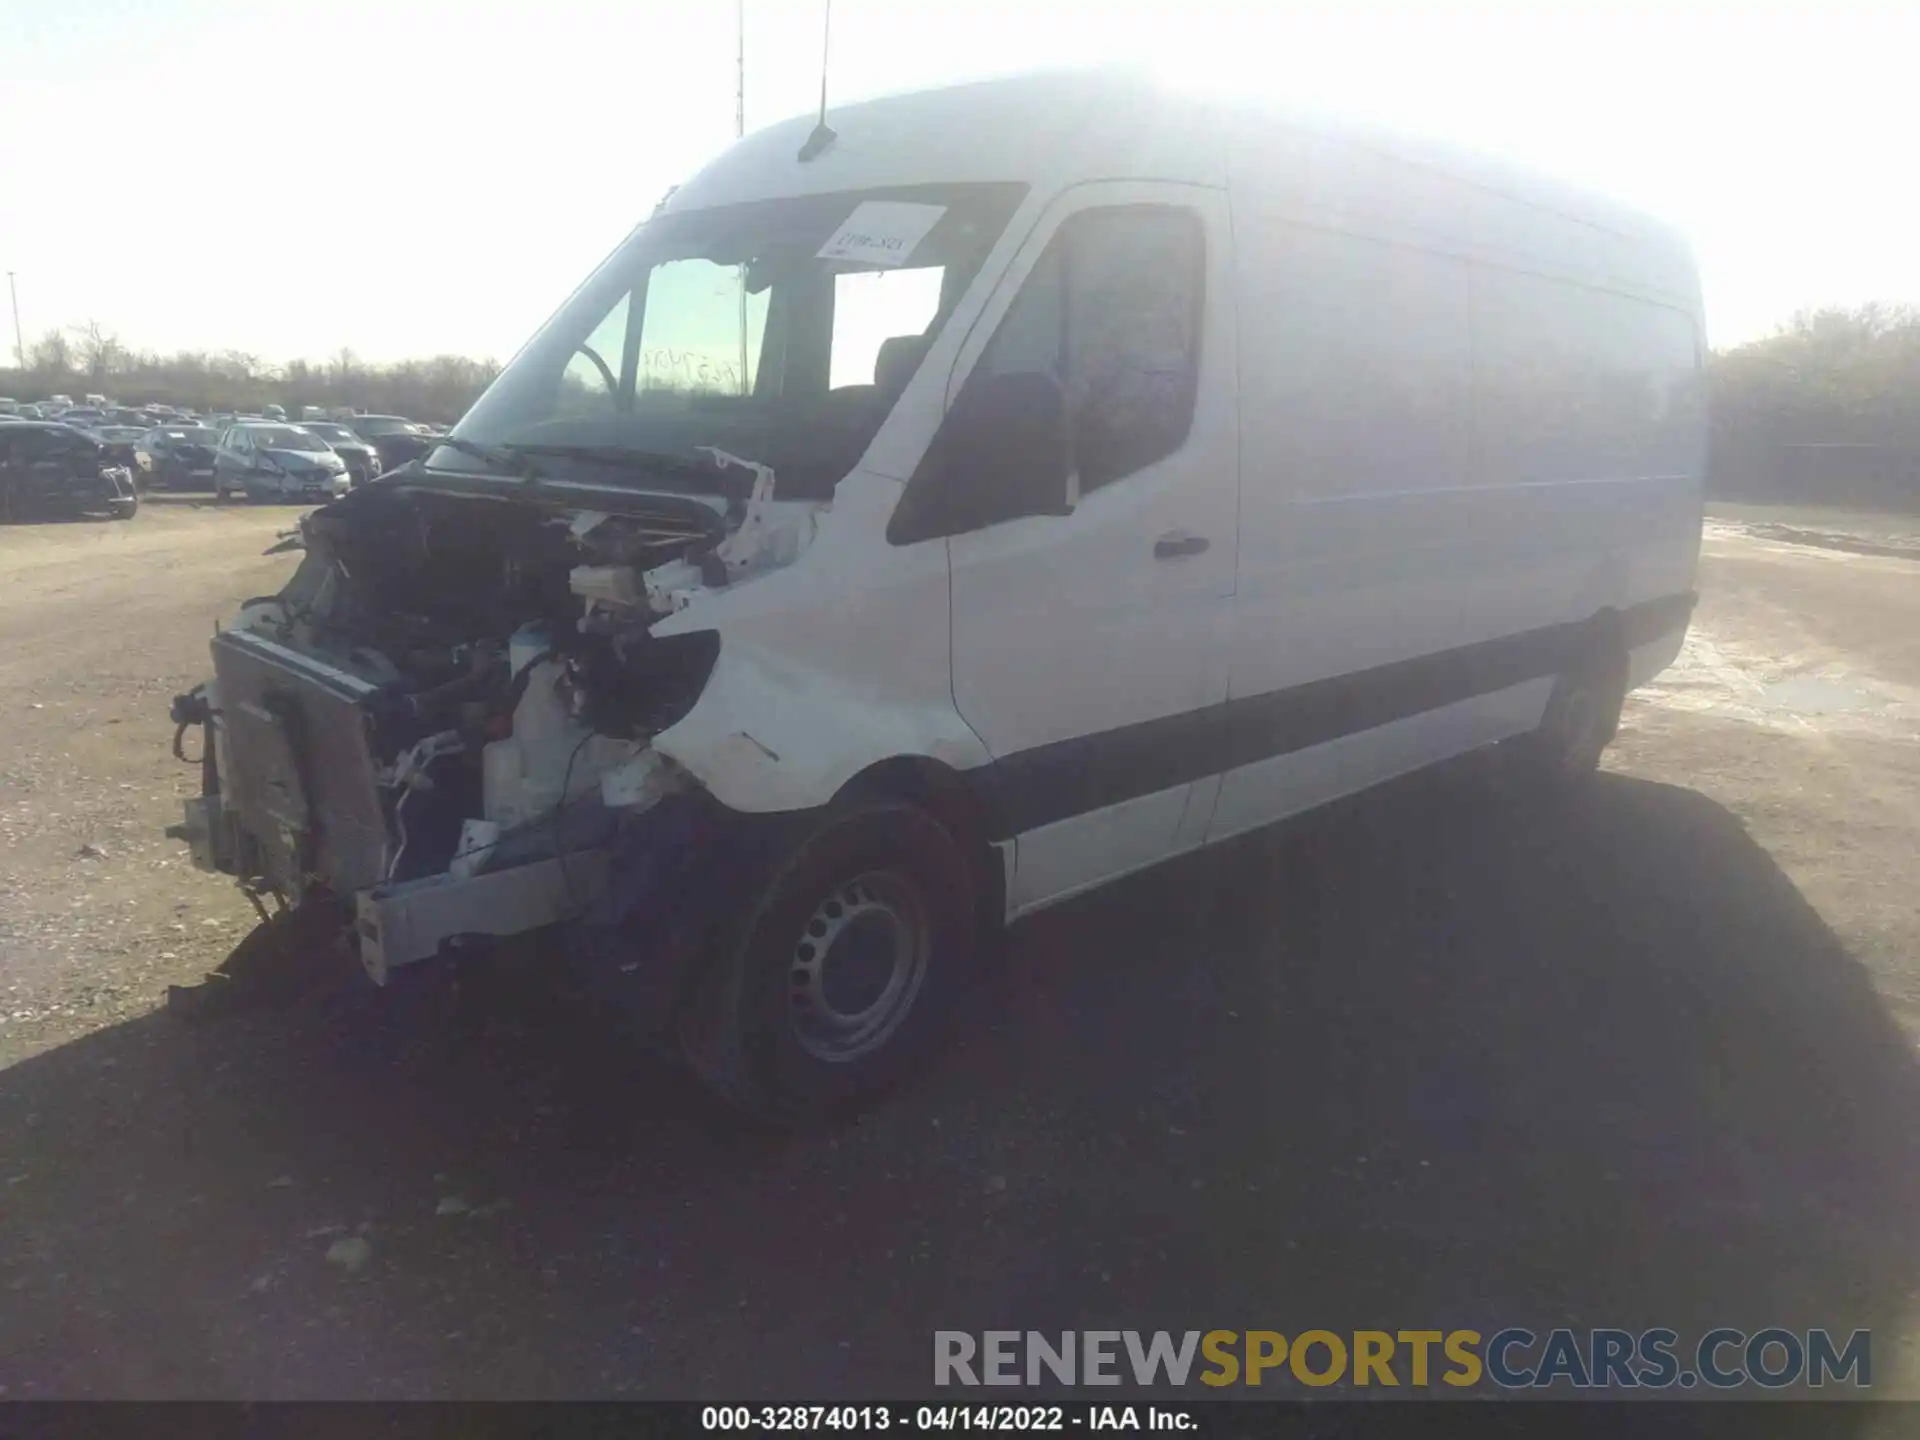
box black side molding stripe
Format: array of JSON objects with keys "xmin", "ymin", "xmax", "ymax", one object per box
[{"xmin": 965, "ymin": 591, "xmax": 1696, "ymax": 841}]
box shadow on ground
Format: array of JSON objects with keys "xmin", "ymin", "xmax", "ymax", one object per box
[{"xmin": 3, "ymin": 769, "xmax": 1916, "ymax": 1405}]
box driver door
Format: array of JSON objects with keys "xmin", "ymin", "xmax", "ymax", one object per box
[{"xmin": 935, "ymin": 183, "xmax": 1240, "ymax": 914}]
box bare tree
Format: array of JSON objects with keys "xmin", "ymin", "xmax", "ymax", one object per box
[
  {"xmin": 28, "ymin": 328, "xmax": 74, "ymax": 376},
  {"xmin": 70, "ymin": 319, "xmax": 122, "ymax": 379},
  {"xmin": 219, "ymin": 350, "xmax": 263, "ymax": 383}
]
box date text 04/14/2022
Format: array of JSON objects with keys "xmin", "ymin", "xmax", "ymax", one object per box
[{"xmin": 699, "ymin": 1405, "xmax": 1195, "ymax": 1431}]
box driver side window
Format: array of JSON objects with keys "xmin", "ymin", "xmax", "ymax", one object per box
[
  {"xmin": 1065, "ymin": 208, "xmax": 1204, "ymax": 493},
  {"xmin": 891, "ymin": 203, "xmax": 1204, "ymax": 543}
]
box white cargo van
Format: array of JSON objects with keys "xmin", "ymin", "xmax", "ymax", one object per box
[{"xmin": 168, "ymin": 72, "xmax": 1704, "ymax": 1120}]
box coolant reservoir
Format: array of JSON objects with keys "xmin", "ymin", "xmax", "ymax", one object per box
[
  {"xmin": 482, "ymin": 659, "xmax": 636, "ymax": 831},
  {"xmin": 483, "ymin": 660, "xmax": 581, "ymax": 830},
  {"xmin": 508, "ymin": 623, "xmax": 552, "ymax": 678},
  {"xmin": 481, "ymin": 738, "xmax": 526, "ymax": 830}
]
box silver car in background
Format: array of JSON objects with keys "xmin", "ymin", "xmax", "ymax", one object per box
[{"xmin": 212, "ymin": 422, "xmax": 351, "ymax": 503}]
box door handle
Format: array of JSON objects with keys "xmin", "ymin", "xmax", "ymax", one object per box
[{"xmin": 1154, "ymin": 532, "xmax": 1210, "ymax": 560}]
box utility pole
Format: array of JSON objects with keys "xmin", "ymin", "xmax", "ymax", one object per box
[
  {"xmin": 7, "ymin": 272, "xmax": 22, "ymax": 371},
  {"xmin": 735, "ymin": 0, "xmax": 750, "ymax": 395}
]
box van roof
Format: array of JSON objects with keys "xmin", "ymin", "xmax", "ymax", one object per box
[
  {"xmin": 669, "ymin": 70, "xmax": 1228, "ymax": 211},
  {"xmin": 668, "ymin": 69, "xmax": 1693, "ymax": 299}
]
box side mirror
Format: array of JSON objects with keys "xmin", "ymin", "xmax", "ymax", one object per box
[{"xmin": 890, "ymin": 370, "xmax": 1072, "ymax": 543}]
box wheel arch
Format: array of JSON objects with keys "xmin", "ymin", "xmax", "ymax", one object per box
[{"xmin": 832, "ymin": 755, "xmax": 1007, "ymax": 937}]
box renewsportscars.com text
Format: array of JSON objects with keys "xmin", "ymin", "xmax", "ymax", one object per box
[{"xmin": 933, "ymin": 1328, "xmax": 1871, "ymax": 1390}]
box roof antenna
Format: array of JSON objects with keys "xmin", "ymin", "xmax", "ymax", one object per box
[{"xmin": 796, "ymin": 0, "xmax": 837, "ymax": 162}]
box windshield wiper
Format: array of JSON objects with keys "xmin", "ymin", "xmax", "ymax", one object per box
[
  {"xmin": 429, "ymin": 435, "xmax": 544, "ymax": 482},
  {"xmin": 504, "ymin": 442, "xmax": 723, "ymax": 489}
]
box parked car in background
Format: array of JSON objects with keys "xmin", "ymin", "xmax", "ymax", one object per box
[
  {"xmin": 212, "ymin": 422, "xmax": 350, "ymax": 503},
  {"xmin": 347, "ymin": 413, "xmax": 435, "ymax": 472},
  {"xmin": 55, "ymin": 407, "xmax": 108, "ymax": 430},
  {"xmin": 262, "ymin": 403, "xmax": 287, "ymax": 421},
  {"xmin": 0, "ymin": 399, "xmax": 17, "ymax": 416},
  {"xmin": 46, "ymin": 393, "xmax": 74, "ymax": 410},
  {"xmin": 283, "ymin": 420, "xmax": 380, "ymax": 485},
  {"xmin": 137, "ymin": 424, "xmax": 223, "ymax": 490},
  {"xmin": 88, "ymin": 425, "xmax": 150, "ymax": 488},
  {"xmin": 345, "ymin": 413, "xmax": 419, "ymax": 439},
  {"xmin": 0, "ymin": 422, "xmax": 138, "ymax": 521}
]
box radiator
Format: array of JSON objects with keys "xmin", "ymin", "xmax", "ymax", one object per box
[{"xmin": 210, "ymin": 628, "xmax": 395, "ymax": 899}]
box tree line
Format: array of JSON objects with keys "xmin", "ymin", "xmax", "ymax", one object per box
[
  {"xmin": 1, "ymin": 322, "xmax": 502, "ymax": 425},
  {"xmin": 1708, "ymin": 304, "xmax": 1920, "ymax": 505},
  {"xmin": 7, "ymin": 305, "xmax": 1918, "ymax": 506},
  {"xmin": 1711, "ymin": 303, "xmax": 1920, "ymax": 448}
]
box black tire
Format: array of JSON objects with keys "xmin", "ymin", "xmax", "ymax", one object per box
[
  {"xmin": 678, "ymin": 800, "xmax": 975, "ymax": 1125},
  {"xmin": 1510, "ymin": 628, "xmax": 1629, "ymax": 787},
  {"xmin": 108, "ymin": 498, "xmax": 137, "ymax": 521}
]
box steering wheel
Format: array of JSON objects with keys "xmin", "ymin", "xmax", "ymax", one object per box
[{"xmin": 574, "ymin": 342, "xmax": 618, "ymax": 397}]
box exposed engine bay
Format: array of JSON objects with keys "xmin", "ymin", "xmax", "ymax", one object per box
[{"xmin": 171, "ymin": 459, "xmax": 820, "ymax": 979}]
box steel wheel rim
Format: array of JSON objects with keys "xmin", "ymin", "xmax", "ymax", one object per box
[{"xmin": 788, "ymin": 870, "xmax": 930, "ymax": 1064}]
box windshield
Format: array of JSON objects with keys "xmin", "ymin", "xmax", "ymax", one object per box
[
  {"xmin": 451, "ymin": 182, "xmax": 1027, "ymax": 497},
  {"xmin": 355, "ymin": 416, "xmax": 414, "ymax": 436},
  {"xmin": 251, "ymin": 425, "xmax": 331, "ymax": 451},
  {"xmin": 300, "ymin": 423, "xmax": 354, "ymax": 441}
]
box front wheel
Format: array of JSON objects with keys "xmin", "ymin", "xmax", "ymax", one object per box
[
  {"xmin": 678, "ymin": 800, "xmax": 976, "ymax": 1125},
  {"xmin": 108, "ymin": 498, "xmax": 137, "ymax": 521}
]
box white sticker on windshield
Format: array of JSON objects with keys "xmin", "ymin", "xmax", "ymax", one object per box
[{"xmin": 815, "ymin": 201, "xmax": 947, "ymax": 268}]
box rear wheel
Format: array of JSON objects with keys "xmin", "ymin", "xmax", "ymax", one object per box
[
  {"xmin": 108, "ymin": 497, "xmax": 137, "ymax": 521},
  {"xmin": 678, "ymin": 800, "xmax": 975, "ymax": 1125},
  {"xmin": 1511, "ymin": 629, "xmax": 1629, "ymax": 786}
]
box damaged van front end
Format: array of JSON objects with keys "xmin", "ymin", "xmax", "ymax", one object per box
[
  {"xmin": 167, "ymin": 456, "xmax": 820, "ymax": 1008},
  {"xmin": 164, "ymin": 150, "xmax": 1037, "ymax": 1118}
]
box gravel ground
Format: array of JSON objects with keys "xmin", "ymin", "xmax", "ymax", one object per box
[{"xmin": 1, "ymin": 495, "xmax": 1917, "ymax": 1412}]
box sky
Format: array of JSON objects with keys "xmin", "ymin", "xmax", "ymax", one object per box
[{"xmin": 2, "ymin": 0, "xmax": 1916, "ymax": 366}]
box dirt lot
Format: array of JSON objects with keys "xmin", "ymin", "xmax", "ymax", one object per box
[{"xmin": 2, "ymin": 495, "xmax": 1918, "ymax": 1410}]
